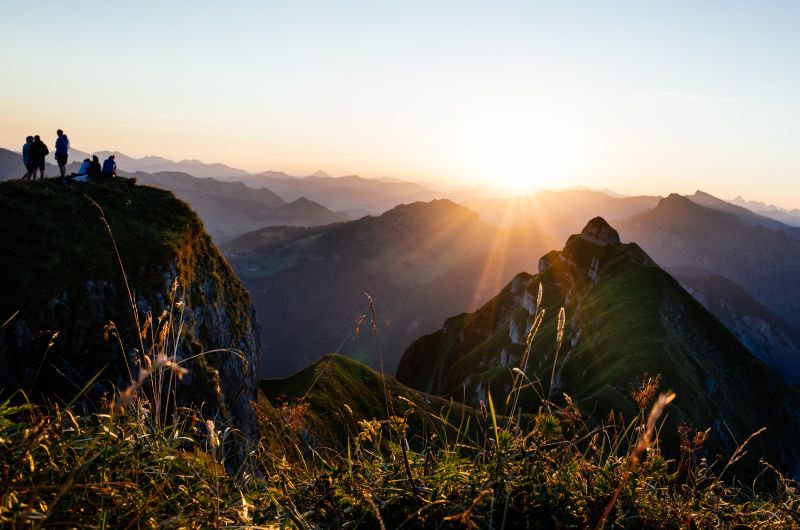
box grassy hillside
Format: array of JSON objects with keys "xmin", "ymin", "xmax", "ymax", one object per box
[
  {"xmin": 260, "ymin": 354, "xmax": 482, "ymax": 451},
  {"xmin": 398, "ymin": 218, "xmax": 800, "ymax": 478},
  {"xmin": 0, "ymin": 178, "xmax": 261, "ymax": 446},
  {"xmin": 3, "ymin": 352, "xmax": 798, "ymax": 528}
]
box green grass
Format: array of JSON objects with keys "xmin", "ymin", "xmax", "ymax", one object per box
[
  {"xmin": 2, "ymin": 183, "xmax": 798, "ymax": 527},
  {"xmin": 398, "ymin": 232, "xmax": 800, "ymax": 479},
  {"xmin": 0, "ymin": 178, "xmax": 201, "ymax": 311},
  {"xmin": 2, "ymin": 363, "xmax": 798, "ymax": 529},
  {"xmin": 0, "ymin": 178, "xmax": 259, "ymax": 452}
]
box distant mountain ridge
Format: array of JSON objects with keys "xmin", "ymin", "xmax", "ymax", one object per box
[
  {"xmin": 223, "ymin": 199, "xmax": 556, "ymax": 377},
  {"xmin": 131, "ymin": 170, "xmax": 348, "ymax": 243},
  {"xmin": 619, "ymin": 194, "xmax": 800, "ymax": 330},
  {"xmin": 729, "ymin": 195, "xmax": 800, "ymax": 227},
  {"xmin": 234, "ymin": 172, "xmax": 450, "ymax": 214},
  {"xmin": 68, "ymin": 148, "xmax": 250, "ymax": 179},
  {"xmin": 0, "ymin": 148, "xmax": 348, "ymax": 243},
  {"xmin": 687, "ymin": 190, "xmax": 800, "ymax": 234}
]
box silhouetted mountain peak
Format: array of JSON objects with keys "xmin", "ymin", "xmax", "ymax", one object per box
[
  {"xmin": 380, "ymin": 198, "xmax": 478, "ymax": 223},
  {"xmin": 653, "ymin": 193, "xmax": 708, "ymax": 215},
  {"xmin": 579, "ymin": 216, "xmax": 620, "ymax": 246}
]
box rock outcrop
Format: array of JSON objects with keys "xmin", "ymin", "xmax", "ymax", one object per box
[
  {"xmin": 579, "ymin": 216, "xmax": 621, "ymax": 246},
  {"xmin": 0, "ymin": 179, "xmax": 260, "ymax": 450}
]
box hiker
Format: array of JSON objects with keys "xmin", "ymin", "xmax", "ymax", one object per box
[
  {"xmin": 21, "ymin": 136, "xmax": 35, "ymax": 180},
  {"xmin": 101, "ymin": 155, "xmax": 117, "ymax": 177},
  {"xmin": 54, "ymin": 129, "xmax": 69, "ymax": 178},
  {"xmin": 30, "ymin": 135, "xmax": 49, "ymax": 180},
  {"xmin": 75, "ymin": 158, "xmax": 91, "ymax": 177},
  {"xmin": 88, "ymin": 155, "xmax": 102, "ymax": 179}
]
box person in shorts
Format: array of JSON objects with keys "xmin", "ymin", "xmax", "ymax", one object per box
[
  {"xmin": 30, "ymin": 135, "xmax": 49, "ymax": 180},
  {"xmin": 54, "ymin": 129, "xmax": 70, "ymax": 177}
]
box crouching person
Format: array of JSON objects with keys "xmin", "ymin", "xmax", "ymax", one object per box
[{"xmin": 101, "ymin": 155, "xmax": 117, "ymax": 178}]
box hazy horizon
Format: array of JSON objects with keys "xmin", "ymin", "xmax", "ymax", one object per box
[{"xmin": 2, "ymin": 1, "xmax": 799, "ymax": 206}]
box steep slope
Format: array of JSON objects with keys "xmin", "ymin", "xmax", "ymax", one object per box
[
  {"xmin": 0, "ymin": 179, "xmax": 261, "ymax": 446},
  {"xmin": 397, "ymin": 218, "xmax": 800, "ymax": 475},
  {"xmin": 223, "ymin": 199, "xmax": 555, "ymax": 377},
  {"xmin": 618, "ymin": 194, "xmax": 800, "ymax": 330},
  {"xmin": 674, "ymin": 267, "xmax": 800, "ymax": 385}
]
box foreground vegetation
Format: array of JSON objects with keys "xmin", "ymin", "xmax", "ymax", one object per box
[
  {"xmin": 2, "ymin": 180, "xmax": 797, "ymax": 528},
  {"xmin": 2, "ymin": 371, "xmax": 798, "ymax": 529}
]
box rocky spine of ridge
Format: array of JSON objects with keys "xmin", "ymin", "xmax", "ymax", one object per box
[
  {"xmin": 397, "ymin": 217, "xmax": 800, "ymax": 476},
  {"xmin": 0, "ymin": 179, "xmax": 261, "ymax": 450}
]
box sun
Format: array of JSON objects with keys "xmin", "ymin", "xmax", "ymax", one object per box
[
  {"xmin": 446, "ymin": 111, "xmax": 571, "ymax": 196},
  {"xmin": 491, "ymin": 171, "xmax": 541, "ymax": 195}
]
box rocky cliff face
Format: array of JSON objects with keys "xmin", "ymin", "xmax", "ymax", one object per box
[
  {"xmin": 0, "ymin": 179, "xmax": 260, "ymax": 447},
  {"xmin": 397, "ymin": 217, "xmax": 800, "ymax": 476}
]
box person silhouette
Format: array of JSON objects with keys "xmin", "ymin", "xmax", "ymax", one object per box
[
  {"xmin": 30, "ymin": 135, "xmax": 49, "ymax": 180},
  {"xmin": 54, "ymin": 129, "xmax": 70, "ymax": 178},
  {"xmin": 88, "ymin": 155, "xmax": 102, "ymax": 179},
  {"xmin": 21, "ymin": 136, "xmax": 35, "ymax": 180},
  {"xmin": 101, "ymin": 154, "xmax": 117, "ymax": 178}
]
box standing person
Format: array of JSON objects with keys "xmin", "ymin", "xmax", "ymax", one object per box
[
  {"xmin": 101, "ymin": 154, "xmax": 117, "ymax": 177},
  {"xmin": 30, "ymin": 135, "xmax": 49, "ymax": 180},
  {"xmin": 21, "ymin": 136, "xmax": 35, "ymax": 180},
  {"xmin": 54, "ymin": 129, "xmax": 69, "ymax": 178}
]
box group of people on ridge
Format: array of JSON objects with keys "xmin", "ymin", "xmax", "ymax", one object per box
[{"xmin": 21, "ymin": 129, "xmax": 118, "ymax": 181}]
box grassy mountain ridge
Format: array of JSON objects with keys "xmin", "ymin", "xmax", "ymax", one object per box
[
  {"xmin": 397, "ymin": 217, "xmax": 800, "ymax": 476},
  {"xmin": 259, "ymin": 354, "xmax": 481, "ymax": 451}
]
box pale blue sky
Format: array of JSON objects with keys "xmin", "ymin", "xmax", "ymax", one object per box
[{"xmin": 1, "ymin": 1, "xmax": 799, "ymax": 205}]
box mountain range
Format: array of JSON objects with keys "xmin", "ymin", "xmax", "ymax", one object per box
[
  {"xmin": 0, "ymin": 148, "xmax": 349, "ymax": 243},
  {"xmin": 130, "ymin": 170, "xmax": 349, "ymax": 242},
  {"xmin": 231, "ymin": 171, "xmax": 452, "ymax": 215},
  {"xmin": 223, "ymin": 199, "xmax": 556, "ymax": 377},
  {"xmin": 4, "ymin": 144, "xmax": 800, "ymax": 387}
]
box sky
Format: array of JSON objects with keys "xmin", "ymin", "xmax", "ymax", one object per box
[{"xmin": 1, "ymin": 1, "xmax": 800, "ymax": 206}]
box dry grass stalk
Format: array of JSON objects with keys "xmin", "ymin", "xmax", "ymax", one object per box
[
  {"xmin": 595, "ymin": 391, "xmax": 676, "ymax": 529},
  {"xmin": 443, "ymin": 488, "xmax": 494, "ymax": 530}
]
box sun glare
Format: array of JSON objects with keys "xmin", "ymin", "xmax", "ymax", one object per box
[{"xmin": 448, "ymin": 109, "xmax": 575, "ymax": 197}]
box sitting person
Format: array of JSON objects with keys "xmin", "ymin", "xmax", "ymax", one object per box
[
  {"xmin": 101, "ymin": 155, "xmax": 117, "ymax": 177},
  {"xmin": 74, "ymin": 158, "xmax": 91, "ymax": 176},
  {"xmin": 88, "ymin": 155, "xmax": 102, "ymax": 179}
]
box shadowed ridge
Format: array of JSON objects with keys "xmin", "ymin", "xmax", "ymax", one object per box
[{"xmin": 397, "ymin": 216, "xmax": 800, "ymax": 478}]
